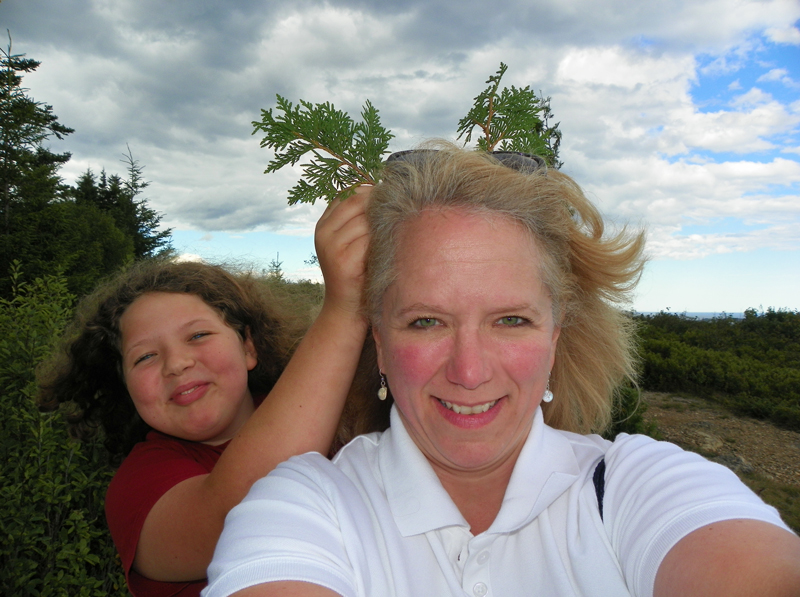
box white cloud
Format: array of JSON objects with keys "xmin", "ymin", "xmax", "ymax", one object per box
[
  {"xmin": 174, "ymin": 253, "xmax": 205, "ymax": 263},
  {"xmin": 766, "ymin": 26, "xmax": 800, "ymax": 45},
  {"xmin": 757, "ymin": 68, "xmax": 800, "ymax": 89},
  {"xmin": 5, "ymin": 0, "xmax": 800, "ymax": 310},
  {"xmin": 648, "ymin": 222, "xmax": 800, "ymax": 260}
]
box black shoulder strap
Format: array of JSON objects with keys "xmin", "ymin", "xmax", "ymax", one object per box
[{"xmin": 593, "ymin": 458, "xmax": 606, "ymax": 521}]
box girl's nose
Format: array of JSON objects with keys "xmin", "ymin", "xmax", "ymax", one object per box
[
  {"xmin": 445, "ymin": 330, "xmax": 492, "ymax": 390},
  {"xmin": 162, "ymin": 350, "xmax": 194, "ymax": 376}
]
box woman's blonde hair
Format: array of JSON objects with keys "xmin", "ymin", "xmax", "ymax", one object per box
[{"xmin": 364, "ymin": 142, "xmax": 645, "ymax": 434}]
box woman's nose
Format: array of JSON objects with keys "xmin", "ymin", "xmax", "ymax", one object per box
[{"xmin": 445, "ymin": 330, "xmax": 492, "ymax": 390}]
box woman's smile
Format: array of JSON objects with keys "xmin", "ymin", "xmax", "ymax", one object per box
[
  {"xmin": 373, "ymin": 207, "xmax": 560, "ymax": 477},
  {"xmin": 438, "ymin": 397, "xmax": 499, "ymax": 415}
]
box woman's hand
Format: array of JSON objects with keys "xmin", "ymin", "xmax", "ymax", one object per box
[{"xmin": 314, "ymin": 186, "xmax": 371, "ymax": 319}]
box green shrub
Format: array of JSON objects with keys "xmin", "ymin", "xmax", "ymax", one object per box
[
  {"xmin": 604, "ymin": 383, "xmax": 661, "ymax": 440},
  {"xmin": 0, "ymin": 264, "xmax": 127, "ymax": 596},
  {"xmin": 636, "ymin": 311, "xmax": 800, "ymax": 431}
]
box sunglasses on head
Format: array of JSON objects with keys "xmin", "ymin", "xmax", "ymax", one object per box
[{"xmin": 385, "ymin": 149, "xmax": 547, "ymax": 174}]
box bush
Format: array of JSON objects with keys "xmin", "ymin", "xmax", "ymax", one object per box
[
  {"xmin": 0, "ymin": 264, "xmax": 126, "ymax": 596},
  {"xmin": 604, "ymin": 383, "xmax": 660, "ymax": 440},
  {"xmin": 636, "ymin": 311, "xmax": 800, "ymax": 432}
]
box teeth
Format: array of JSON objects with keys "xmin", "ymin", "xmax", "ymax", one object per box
[
  {"xmin": 440, "ymin": 399, "xmax": 497, "ymax": 415},
  {"xmin": 180, "ymin": 386, "xmax": 198, "ymax": 396}
]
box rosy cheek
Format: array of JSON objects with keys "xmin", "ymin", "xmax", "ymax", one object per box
[
  {"xmin": 499, "ymin": 341, "xmax": 553, "ymax": 382},
  {"xmin": 387, "ymin": 342, "xmax": 442, "ymax": 393}
]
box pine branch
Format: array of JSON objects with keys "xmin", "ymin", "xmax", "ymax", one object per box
[
  {"xmin": 456, "ymin": 62, "xmax": 507, "ymax": 150},
  {"xmin": 456, "ymin": 63, "xmax": 562, "ymax": 165},
  {"xmin": 252, "ymin": 96, "xmax": 393, "ymax": 205}
]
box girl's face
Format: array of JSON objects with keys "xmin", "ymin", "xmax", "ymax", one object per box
[
  {"xmin": 119, "ymin": 292, "xmax": 258, "ymax": 444},
  {"xmin": 373, "ymin": 209, "xmax": 560, "ymax": 480}
]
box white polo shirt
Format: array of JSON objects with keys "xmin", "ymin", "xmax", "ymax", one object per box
[{"xmin": 204, "ymin": 406, "xmax": 790, "ymax": 597}]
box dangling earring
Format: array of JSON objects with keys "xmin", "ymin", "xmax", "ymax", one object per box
[
  {"xmin": 542, "ymin": 379, "xmax": 554, "ymax": 403},
  {"xmin": 378, "ymin": 371, "xmax": 388, "ymax": 401}
]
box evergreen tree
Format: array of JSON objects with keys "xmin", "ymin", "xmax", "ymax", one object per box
[
  {"xmin": 72, "ymin": 152, "xmax": 172, "ymax": 262},
  {"xmin": 13, "ymin": 201, "xmax": 134, "ymax": 297},
  {"xmin": 0, "ymin": 34, "xmax": 73, "ymax": 233},
  {"xmin": 120, "ymin": 147, "xmax": 173, "ymax": 259},
  {"xmin": 0, "ymin": 37, "xmax": 170, "ymax": 296}
]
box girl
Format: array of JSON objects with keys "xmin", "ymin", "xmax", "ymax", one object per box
[{"xmin": 38, "ymin": 189, "xmax": 373, "ymax": 596}]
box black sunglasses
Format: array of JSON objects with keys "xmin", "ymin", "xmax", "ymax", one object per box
[{"xmin": 386, "ymin": 149, "xmax": 547, "ymax": 174}]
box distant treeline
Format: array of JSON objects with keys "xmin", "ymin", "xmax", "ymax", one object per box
[{"xmin": 636, "ymin": 308, "xmax": 800, "ymax": 431}]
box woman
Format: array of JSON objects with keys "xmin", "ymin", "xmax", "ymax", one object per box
[{"xmin": 203, "ymin": 146, "xmax": 800, "ymax": 597}]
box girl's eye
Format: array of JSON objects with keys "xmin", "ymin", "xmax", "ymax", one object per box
[
  {"xmin": 497, "ymin": 316, "xmax": 526, "ymax": 327},
  {"xmin": 133, "ymin": 353, "xmax": 154, "ymax": 366},
  {"xmin": 411, "ymin": 318, "xmax": 439, "ymax": 329},
  {"xmin": 190, "ymin": 332, "xmax": 210, "ymax": 341}
]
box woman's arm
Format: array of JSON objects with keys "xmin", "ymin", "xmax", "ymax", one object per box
[
  {"xmin": 134, "ymin": 188, "xmax": 372, "ymax": 581},
  {"xmin": 233, "ymin": 582, "xmax": 340, "ymax": 597},
  {"xmin": 654, "ymin": 519, "xmax": 800, "ymax": 597}
]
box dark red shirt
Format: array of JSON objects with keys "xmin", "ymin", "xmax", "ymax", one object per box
[{"xmin": 105, "ymin": 431, "xmax": 227, "ymax": 596}]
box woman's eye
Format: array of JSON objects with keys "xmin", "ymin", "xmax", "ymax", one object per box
[
  {"xmin": 411, "ymin": 318, "xmax": 439, "ymax": 328},
  {"xmin": 497, "ymin": 316, "xmax": 526, "ymax": 326}
]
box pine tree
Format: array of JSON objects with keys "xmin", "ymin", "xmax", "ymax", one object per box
[
  {"xmin": 120, "ymin": 147, "xmax": 173, "ymax": 259},
  {"xmin": 72, "ymin": 149, "xmax": 173, "ymax": 261},
  {"xmin": 0, "ymin": 33, "xmax": 73, "ymax": 233},
  {"xmin": 0, "ymin": 36, "xmax": 171, "ymax": 296}
]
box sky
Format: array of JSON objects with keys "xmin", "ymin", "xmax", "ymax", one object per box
[{"xmin": 2, "ymin": 0, "xmax": 799, "ymax": 313}]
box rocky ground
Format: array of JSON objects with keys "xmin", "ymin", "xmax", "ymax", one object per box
[{"xmin": 641, "ymin": 391, "xmax": 800, "ymax": 487}]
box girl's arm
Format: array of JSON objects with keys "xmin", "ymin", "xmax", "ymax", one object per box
[{"xmin": 134, "ymin": 187, "xmax": 372, "ymax": 581}]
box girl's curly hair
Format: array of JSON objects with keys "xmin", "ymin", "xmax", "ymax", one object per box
[{"xmin": 38, "ymin": 260, "xmax": 309, "ymax": 464}]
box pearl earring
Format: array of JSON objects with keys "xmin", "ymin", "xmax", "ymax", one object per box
[
  {"xmin": 378, "ymin": 371, "xmax": 388, "ymax": 401},
  {"xmin": 543, "ymin": 380, "xmax": 554, "ymax": 403}
]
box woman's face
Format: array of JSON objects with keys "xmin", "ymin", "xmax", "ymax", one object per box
[{"xmin": 373, "ymin": 208, "xmax": 560, "ymax": 479}]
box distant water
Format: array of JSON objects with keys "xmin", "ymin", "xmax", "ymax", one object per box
[{"xmin": 637, "ymin": 312, "xmax": 744, "ymax": 320}]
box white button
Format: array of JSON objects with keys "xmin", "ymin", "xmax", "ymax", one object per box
[
  {"xmin": 477, "ymin": 551, "xmax": 490, "ymax": 565},
  {"xmin": 473, "ymin": 582, "xmax": 488, "ymax": 596}
]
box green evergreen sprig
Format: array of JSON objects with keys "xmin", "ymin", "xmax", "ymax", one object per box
[
  {"xmin": 456, "ymin": 62, "xmax": 562, "ymax": 165},
  {"xmin": 252, "ymin": 95, "xmax": 393, "ymax": 205}
]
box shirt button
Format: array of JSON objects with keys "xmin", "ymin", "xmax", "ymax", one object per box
[
  {"xmin": 473, "ymin": 582, "xmax": 488, "ymax": 596},
  {"xmin": 477, "ymin": 551, "xmax": 490, "ymax": 565}
]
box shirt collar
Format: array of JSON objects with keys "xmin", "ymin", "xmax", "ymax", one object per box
[
  {"xmin": 490, "ymin": 408, "xmax": 582, "ymax": 533},
  {"xmin": 380, "ymin": 406, "xmax": 468, "ymax": 536},
  {"xmin": 379, "ymin": 405, "xmax": 581, "ymax": 537}
]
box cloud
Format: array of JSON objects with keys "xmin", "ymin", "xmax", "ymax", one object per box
[
  {"xmin": 757, "ymin": 68, "xmax": 800, "ymax": 89},
  {"xmin": 174, "ymin": 253, "xmax": 205, "ymax": 263},
  {"xmin": 766, "ymin": 26, "xmax": 800, "ymax": 45},
  {"xmin": 4, "ymin": 0, "xmax": 800, "ymax": 258},
  {"xmin": 648, "ymin": 222, "xmax": 800, "ymax": 260}
]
